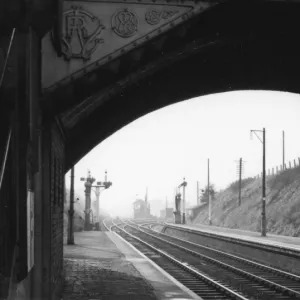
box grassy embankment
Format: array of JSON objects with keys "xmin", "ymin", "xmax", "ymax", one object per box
[{"xmin": 194, "ymin": 166, "xmax": 300, "ymax": 237}]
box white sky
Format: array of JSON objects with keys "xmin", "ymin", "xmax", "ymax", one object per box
[{"xmin": 65, "ymin": 90, "xmax": 300, "ymax": 218}]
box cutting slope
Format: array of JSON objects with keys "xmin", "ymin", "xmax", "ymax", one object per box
[{"xmin": 194, "ymin": 166, "xmax": 300, "ymax": 237}]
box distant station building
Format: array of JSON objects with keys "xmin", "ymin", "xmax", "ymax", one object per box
[
  {"xmin": 159, "ymin": 206, "xmax": 174, "ymax": 222},
  {"xmin": 165, "ymin": 207, "xmax": 174, "ymax": 222},
  {"xmin": 160, "ymin": 209, "xmax": 166, "ymax": 219},
  {"xmin": 133, "ymin": 198, "xmax": 151, "ymax": 219}
]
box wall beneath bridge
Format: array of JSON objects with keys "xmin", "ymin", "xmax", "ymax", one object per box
[
  {"xmin": 31, "ymin": 120, "xmax": 66, "ymax": 300},
  {"xmin": 0, "ymin": 26, "xmax": 67, "ymax": 300}
]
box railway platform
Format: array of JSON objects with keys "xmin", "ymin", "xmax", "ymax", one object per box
[
  {"xmin": 166, "ymin": 223, "xmax": 300, "ymax": 251},
  {"xmin": 63, "ymin": 231, "xmax": 202, "ymax": 300}
]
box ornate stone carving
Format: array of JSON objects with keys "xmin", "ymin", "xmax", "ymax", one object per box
[
  {"xmin": 59, "ymin": 6, "xmax": 105, "ymax": 60},
  {"xmin": 145, "ymin": 9, "xmax": 179, "ymax": 25},
  {"xmin": 112, "ymin": 9, "xmax": 138, "ymax": 38}
]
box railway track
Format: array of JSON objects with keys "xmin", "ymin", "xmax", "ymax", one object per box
[
  {"xmin": 112, "ymin": 221, "xmax": 247, "ymax": 300},
  {"xmin": 103, "ymin": 217, "xmax": 127, "ymax": 230},
  {"xmin": 102, "ymin": 217, "xmax": 119, "ymax": 230},
  {"xmin": 117, "ymin": 221, "xmax": 300, "ymax": 300},
  {"xmin": 140, "ymin": 224, "xmax": 300, "ymax": 287}
]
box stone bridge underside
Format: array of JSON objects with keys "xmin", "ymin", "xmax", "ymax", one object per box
[{"xmin": 39, "ymin": 1, "xmax": 300, "ymax": 170}]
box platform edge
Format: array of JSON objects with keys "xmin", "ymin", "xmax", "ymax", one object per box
[{"xmin": 107, "ymin": 231, "xmax": 203, "ymax": 300}]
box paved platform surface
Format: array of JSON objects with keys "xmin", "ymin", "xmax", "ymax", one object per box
[
  {"xmin": 167, "ymin": 223, "xmax": 300, "ymax": 251},
  {"xmin": 63, "ymin": 231, "xmax": 202, "ymax": 300}
]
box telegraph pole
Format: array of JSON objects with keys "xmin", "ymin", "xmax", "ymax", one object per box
[
  {"xmin": 197, "ymin": 181, "xmax": 200, "ymax": 205},
  {"xmin": 235, "ymin": 158, "xmax": 245, "ymax": 206},
  {"xmin": 67, "ymin": 167, "xmax": 75, "ymax": 244},
  {"xmin": 93, "ymin": 171, "xmax": 112, "ymax": 230},
  {"xmin": 262, "ymin": 128, "xmax": 266, "ymax": 236},
  {"xmin": 182, "ymin": 179, "xmax": 186, "ymax": 224},
  {"xmin": 283, "ymin": 130, "xmax": 285, "ymax": 170},
  {"xmin": 239, "ymin": 158, "xmax": 242, "ymax": 206},
  {"xmin": 250, "ymin": 128, "xmax": 267, "ymax": 237},
  {"xmin": 208, "ymin": 159, "xmax": 212, "ymax": 225},
  {"xmin": 178, "ymin": 178, "xmax": 187, "ymax": 224}
]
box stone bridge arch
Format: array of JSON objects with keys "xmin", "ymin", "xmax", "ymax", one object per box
[{"xmin": 43, "ymin": 2, "xmax": 300, "ymax": 170}]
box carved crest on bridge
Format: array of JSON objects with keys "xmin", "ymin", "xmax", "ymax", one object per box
[
  {"xmin": 59, "ymin": 6, "xmax": 105, "ymax": 60},
  {"xmin": 145, "ymin": 9, "xmax": 179, "ymax": 26},
  {"xmin": 112, "ymin": 9, "xmax": 139, "ymax": 38},
  {"xmin": 43, "ymin": 1, "xmax": 214, "ymax": 90}
]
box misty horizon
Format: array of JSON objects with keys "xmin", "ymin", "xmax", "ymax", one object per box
[{"xmin": 65, "ymin": 90, "xmax": 300, "ymax": 218}]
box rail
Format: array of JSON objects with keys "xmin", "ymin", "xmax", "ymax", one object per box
[
  {"xmin": 0, "ymin": 29, "xmax": 16, "ymax": 294},
  {"xmin": 0, "ymin": 28, "xmax": 16, "ymax": 89},
  {"xmin": 0, "ymin": 127, "xmax": 12, "ymax": 192},
  {"xmin": 102, "ymin": 218, "xmax": 111, "ymax": 231}
]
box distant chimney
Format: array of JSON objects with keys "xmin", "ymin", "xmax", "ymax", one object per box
[{"xmin": 145, "ymin": 187, "xmax": 148, "ymax": 203}]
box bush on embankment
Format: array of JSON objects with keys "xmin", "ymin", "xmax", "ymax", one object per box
[
  {"xmin": 63, "ymin": 211, "xmax": 85, "ymax": 237},
  {"xmin": 63, "ymin": 189, "xmax": 85, "ymax": 236},
  {"xmin": 63, "ymin": 204, "xmax": 85, "ymax": 237},
  {"xmin": 193, "ymin": 166, "xmax": 300, "ymax": 237}
]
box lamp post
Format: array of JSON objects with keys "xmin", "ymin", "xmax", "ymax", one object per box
[
  {"xmin": 250, "ymin": 128, "xmax": 267, "ymax": 237},
  {"xmin": 67, "ymin": 166, "xmax": 80, "ymax": 244}
]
